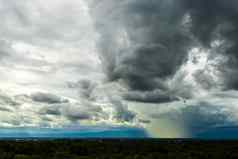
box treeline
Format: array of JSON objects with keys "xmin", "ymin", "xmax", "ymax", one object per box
[{"xmin": 0, "ymin": 139, "xmax": 237, "ymax": 159}]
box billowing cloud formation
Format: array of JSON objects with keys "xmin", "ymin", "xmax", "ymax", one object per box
[
  {"xmin": 90, "ymin": 0, "xmax": 192, "ymax": 103},
  {"xmin": 87, "ymin": 0, "xmax": 238, "ymax": 137},
  {"xmin": 180, "ymin": 0, "xmax": 238, "ymax": 90},
  {"xmin": 89, "ymin": 0, "xmax": 238, "ymax": 103},
  {"xmin": 0, "ymin": 89, "xmax": 140, "ymax": 128}
]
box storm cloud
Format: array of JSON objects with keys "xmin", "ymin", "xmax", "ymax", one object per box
[
  {"xmin": 90, "ymin": 0, "xmax": 238, "ymax": 103},
  {"xmin": 182, "ymin": 0, "xmax": 238, "ymax": 90},
  {"xmin": 90, "ymin": 0, "xmax": 191, "ymax": 98}
]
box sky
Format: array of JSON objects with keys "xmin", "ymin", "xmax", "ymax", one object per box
[{"xmin": 0, "ymin": 0, "xmax": 238, "ymax": 138}]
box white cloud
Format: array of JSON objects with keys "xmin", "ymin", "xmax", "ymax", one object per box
[
  {"xmin": 0, "ymin": 0, "xmax": 109, "ymax": 128},
  {"xmin": 0, "ymin": 0, "xmax": 103, "ymax": 98}
]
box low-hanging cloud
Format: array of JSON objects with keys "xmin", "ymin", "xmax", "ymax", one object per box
[
  {"xmin": 30, "ymin": 92, "xmax": 69, "ymax": 104},
  {"xmin": 111, "ymin": 99, "xmax": 136, "ymax": 122}
]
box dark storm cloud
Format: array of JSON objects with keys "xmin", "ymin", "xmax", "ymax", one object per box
[
  {"xmin": 90, "ymin": 0, "xmax": 238, "ymax": 103},
  {"xmin": 125, "ymin": 90, "xmax": 179, "ymax": 103},
  {"xmin": 91, "ymin": 0, "xmax": 191, "ymax": 91},
  {"xmin": 66, "ymin": 112, "xmax": 92, "ymax": 121},
  {"xmin": 30, "ymin": 92, "xmax": 69, "ymax": 104},
  {"xmin": 181, "ymin": 0, "xmax": 238, "ymax": 46},
  {"xmin": 90, "ymin": 0, "xmax": 193, "ymax": 103},
  {"xmin": 181, "ymin": 0, "xmax": 238, "ymax": 89}
]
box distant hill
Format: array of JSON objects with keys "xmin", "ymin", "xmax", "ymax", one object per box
[{"xmin": 0, "ymin": 126, "xmax": 148, "ymax": 139}]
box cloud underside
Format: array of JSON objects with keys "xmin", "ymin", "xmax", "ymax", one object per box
[
  {"xmin": 91, "ymin": 0, "xmax": 238, "ymax": 102},
  {"xmin": 1, "ymin": 0, "xmax": 238, "ymax": 138},
  {"xmin": 0, "ymin": 90, "xmax": 141, "ymax": 127},
  {"xmin": 89, "ymin": 0, "xmax": 238, "ymax": 136}
]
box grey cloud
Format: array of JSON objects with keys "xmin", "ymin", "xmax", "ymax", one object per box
[
  {"xmin": 90, "ymin": 0, "xmax": 238, "ymax": 103},
  {"xmin": 2, "ymin": 119, "xmax": 21, "ymax": 127},
  {"xmin": 193, "ymin": 70, "xmax": 217, "ymax": 90},
  {"xmin": 0, "ymin": 93, "xmax": 20, "ymax": 122},
  {"xmin": 168, "ymin": 71, "xmax": 196, "ymax": 99},
  {"xmin": 67, "ymin": 79, "xmax": 97, "ymax": 100},
  {"xmin": 181, "ymin": 0, "xmax": 238, "ymax": 89},
  {"xmin": 39, "ymin": 106, "xmax": 61, "ymax": 116},
  {"xmin": 0, "ymin": 107, "xmax": 12, "ymax": 112},
  {"xmin": 38, "ymin": 100, "xmax": 109, "ymax": 123},
  {"xmin": 0, "ymin": 0, "xmax": 108, "ymax": 127},
  {"xmin": 66, "ymin": 112, "xmax": 92, "ymax": 121},
  {"xmin": 0, "ymin": 40, "xmax": 59, "ymax": 84},
  {"xmin": 0, "ymin": 0, "xmax": 94, "ymax": 48},
  {"xmin": 78, "ymin": 79, "xmax": 96, "ymax": 99},
  {"xmin": 91, "ymin": 0, "xmax": 191, "ymax": 89},
  {"xmin": 213, "ymin": 91, "xmax": 238, "ymax": 99},
  {"xmin": 64, "ymin": 103, "xmax": 104, "ymax": 121},
  {"xmin": 111, "ymin": 99, "xmax": 136, "ymax": 122},
  {"xmin": 0, "ymin": 0, "xmax": 100, "ymax": 87},
  {"xmin": 30, "ymin": 92, "xmax": 69, "ymax": 104},
  {"xmin": 182, "ymin": 0, "xmax": 238, "ymax": 46},
  {"xmin": 139, "ymin": 119, "xmax": 151, "ymax": 124},
  {"xmin": 0, "ymin": 92, "xmax": 19, "ymax": 107},
  {"xmin": 0, "ymin": 40, "xmax": 12, "ymax": 59},
  {"xmin": 2, "ymin": 0, "xmax": 238, "ymax": 133},
  {"xmin": 125, "ymin": 90, "xmax": 179, "ymax": 103},
  {"xmin": 90, "ymin": 0, "xmax": 194, "ymax": 103},
  {"xmin": 0, "ymin": 39, "xmax": 52, "ymax": 72}
]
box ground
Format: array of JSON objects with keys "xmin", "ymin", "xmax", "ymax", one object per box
[{"xmin": 0, "ymin": 139, "xmax": 236, "ymax": 159}]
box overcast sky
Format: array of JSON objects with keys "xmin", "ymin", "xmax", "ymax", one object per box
[{"xmin": 0, "ymin": 0, "xmax": 238, "ymax": 138}]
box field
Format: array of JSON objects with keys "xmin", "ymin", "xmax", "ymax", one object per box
[{"xmin": 0, "ymin": 139, "xmax": 236, "ymax": 159}]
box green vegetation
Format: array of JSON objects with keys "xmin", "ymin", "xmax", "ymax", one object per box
[{"xmin": 0, "ymin": 139, "xmax": 236, "ymax": 158}]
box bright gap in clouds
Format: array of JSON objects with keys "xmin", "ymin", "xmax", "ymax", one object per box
[{"xmin": 176, "ymin": 47, "xmax": 223, "ymax": 97}]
